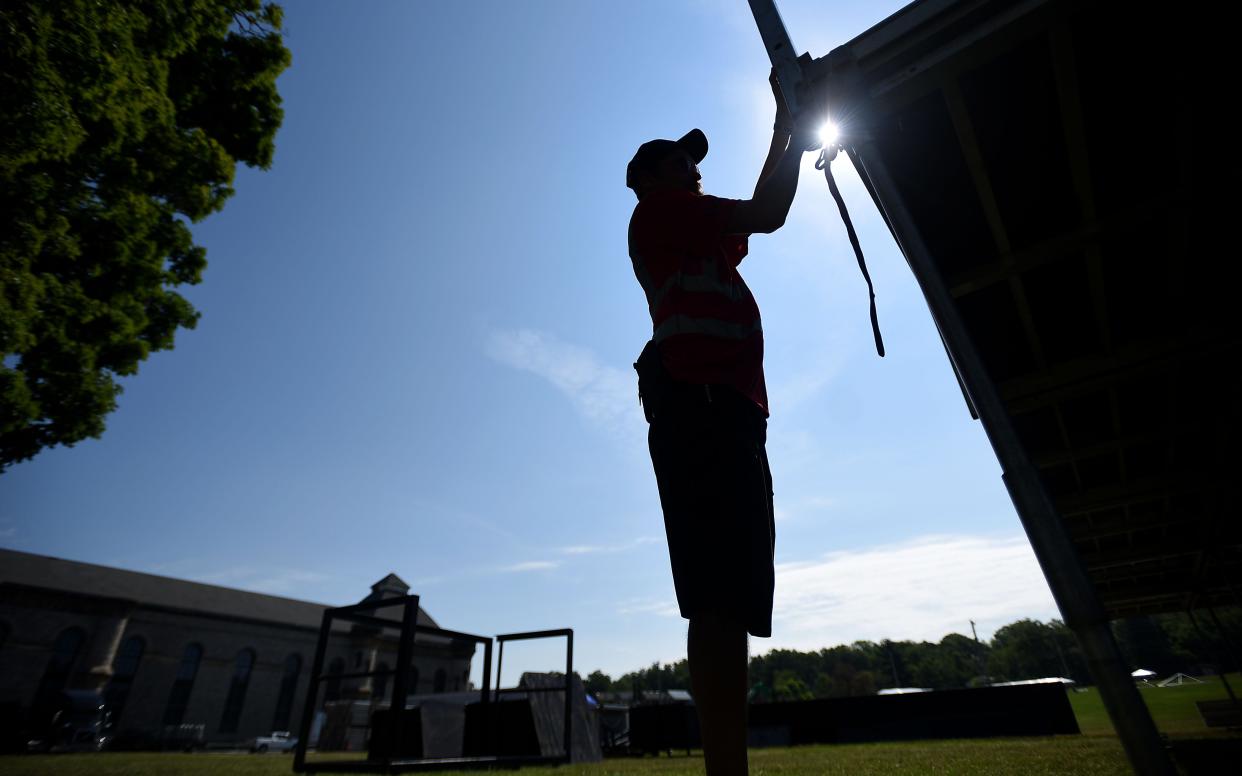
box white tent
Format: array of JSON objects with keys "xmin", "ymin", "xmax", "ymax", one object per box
[
  {"xmin": 1131, "ymin": 669, "xmax": 1156, "ymax": 679},
  {"xmin": 1157, "ymin": 673, "xmax": 1205, "ymax": 687}
]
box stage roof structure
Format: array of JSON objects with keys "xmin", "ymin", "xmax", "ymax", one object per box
[
  {"xmin": 821, "ymin": 0, "xmax": 1238, "ymax": 621},
  {"xmin": 788, "ymin": 0, "xmax": 1237, "ymax": 771}
]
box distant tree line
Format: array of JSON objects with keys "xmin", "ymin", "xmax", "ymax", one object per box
[{"xmin": 584, "ymin": 610, "xmax": 1240, "ymax": 703}]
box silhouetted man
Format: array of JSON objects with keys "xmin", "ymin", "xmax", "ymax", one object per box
[{"xmin": 626, "ymin": 75, "xmax": 818, "ymax": 776}]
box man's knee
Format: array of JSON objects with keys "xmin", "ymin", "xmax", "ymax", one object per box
[{"xmin": 689, "ymin": 612, "xmax": 749, "ymax": 655}]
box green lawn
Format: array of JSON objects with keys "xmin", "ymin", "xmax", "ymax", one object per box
[
  {"xmin": 0, "ymin": 740, "xmax": 1135, "ymax": 776},
  {"xmin": 1, "ymin": 680, "xmax": 1237, "ymax": 776}
]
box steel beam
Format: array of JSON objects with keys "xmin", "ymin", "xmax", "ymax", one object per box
[{"xmin": 293, "ymin": 609, "xmax": 333, "ymax": 772}]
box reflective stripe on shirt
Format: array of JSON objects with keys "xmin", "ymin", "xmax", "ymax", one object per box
[
  {"xmin": 645, "ymin": 267, "xmax": 741, "ymax": 318},
  {"xmin": 653, "ymin": 314, "xmax": 763, "ymax": 343}
]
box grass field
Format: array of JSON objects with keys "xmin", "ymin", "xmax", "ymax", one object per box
[
  {"xmin": 1, "ymin": 679, "xmax": 1236, "ymax": 775},
  {"xmin": 1068, "ymin": 674, "xmax": 1239, "ymax": 736},
  {"xmin": 0, "ymin": 739, "xmax": 1138, "ymax": 776}
]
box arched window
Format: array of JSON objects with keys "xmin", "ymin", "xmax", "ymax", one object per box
[
  {"xmin": 407, "ymin": 666, "xmax": 419, "ymax": 696},
  {"xmin": 271, "ymin": 654, "xmax": 302, "ymax": 731},
  {"xmin": 43, "ymin": 627, "xmax": 86, "ymax": 682},
  {"xmin": 433, "ymin": 668, "xmax": 446, "ymax": 694},
  {"xmin": 163, "ymin": 643, "xmax": 203, "ymax": 726},
  {"xmin": 218, "ymin": 648, "xmax": 256, "ymax": 733},
  {"xmin": 33, "ymin": 627, "xmax": 87, "ymax": 711},
  {"xmin": 104, "ymin": 636, "xmax": 145, "ymax": 724},
  {"xmin": 324, "ymin": 658, "xmax": 345, "ymax": 703},
  {"xmin": 373, "ymin": 662, "xmax": 390, "ymax": 703}
]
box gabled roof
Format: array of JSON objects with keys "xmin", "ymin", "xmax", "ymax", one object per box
[
  {"xmin": 0, "ymin": 548, "xmax": 438, "ymax": 631},
  {"xmin": 371, "ymin": 573, "xmax": 409, "ymax": 593}
]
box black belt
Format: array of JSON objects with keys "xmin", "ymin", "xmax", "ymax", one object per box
[{"xmin": 659, "ymin": 381, "xmax": 767, "ymax": 435}]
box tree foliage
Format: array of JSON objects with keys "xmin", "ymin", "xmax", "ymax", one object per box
[
  {"xmin": 987, "ymin": 618, "xmax": 1088, "ymax": 683},
  {"xmin": 585, "ymin": 609, "xmax": 1240, "ymax": 701},
  {"xmin": 0, "ymin": 0, "xmax": 290, "ymax": 469}
]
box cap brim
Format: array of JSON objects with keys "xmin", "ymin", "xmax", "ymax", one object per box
[{"xmin": 676, "ymin": 129, "xmax": 708, "ymax": 164}]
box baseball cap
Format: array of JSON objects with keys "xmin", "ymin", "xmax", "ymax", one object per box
[{"xmin": 626, "ymin": 128, "xmax": 708, "ymax": 190}]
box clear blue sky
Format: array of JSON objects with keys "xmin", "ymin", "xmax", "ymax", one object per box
[{"xmin": 1, "ymin": 1, "xmax": 1059, "ymax": 682}]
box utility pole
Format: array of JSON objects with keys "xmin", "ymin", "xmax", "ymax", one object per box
[
  {"xmin": 885, "ymin": 641, "xmax": 901, "ymax": 688},
  {"xmin": 970, "ymin": 620, "xmax": 988, "ymax": 684},
  {"xmin": 1051, "ymin": 627, "xmax": 1073, "ymax": 679}
]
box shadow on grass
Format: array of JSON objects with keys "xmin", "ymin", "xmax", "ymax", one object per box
[{"xmin": 1168, "ymin": 736, "xmax": 1242, "ymax": 776}]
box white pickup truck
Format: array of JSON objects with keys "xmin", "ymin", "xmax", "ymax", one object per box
[{"xmin": 251, "ymin": 731, "xmax": 297, "ymax": 753}]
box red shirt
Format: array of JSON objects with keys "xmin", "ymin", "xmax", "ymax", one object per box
[{"xmin": 629, "ymin": 189, "xmax": 768, "ymax": 415}]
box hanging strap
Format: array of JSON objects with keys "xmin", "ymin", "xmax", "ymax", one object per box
[{"xmin": 816, "ymin": 145, "xmax": 885, "ymax": 358}]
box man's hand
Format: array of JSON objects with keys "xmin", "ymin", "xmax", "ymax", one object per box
[
  {"xmin": 790, "ymin": 119, "xmax": 822, "ymax": 153},
  {"xmin": 769, "ymin": 69, "xmax": 793, "ymax": 130},
  {"xmin": 770, "ymin": 68, "xmax": 820, "ymax": 152},
  {"xmin": 725, "ymin": 69, "xmax": 820, "ymax": 236}
]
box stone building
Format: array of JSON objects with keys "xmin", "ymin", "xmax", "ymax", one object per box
[{"xmin": 0, "ymin": 548, "xmax": 475, "ymax": 746}]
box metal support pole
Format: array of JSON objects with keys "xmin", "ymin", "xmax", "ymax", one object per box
[
  {"xmin": 494, "ymin": 641, "xmax": 504, "ymax": 702},
  {"xmin": 1187, "ymin": 607, "xmax": 1238, "ymax": 705},
  {"xmin": 747, "ymin": 0, "xmax": 807, "ymax": 116},
  {"xmin": 1205, "ymin": 603, "xmax": 1242, "ymax": 695},
  {"xmin": 480, "ymin": 639, "xmax": 493, "ymax": 708},
  {"xmin": 850, "ymin": 140, "xmax": 1173, "ymax": 775},
  {"xmin": 294, "ymin": 609, "xmax": 334, "ymax": 772},
  {"xmin": 384, "ymin": 596, "xmax": 419, "ymax": 766},
  {"xmin": 564, "ymin": 630, "xmax": 574, "ymax": 762}
]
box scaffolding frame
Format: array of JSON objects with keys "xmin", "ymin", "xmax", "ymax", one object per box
[{"xmin": 291, "ymin": 594, "xmax": 574, "ymax": 773}]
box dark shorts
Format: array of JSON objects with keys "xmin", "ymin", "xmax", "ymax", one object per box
[{"xmin": 647, "ymin": 382, "xmax": 775, "ymax": 638}]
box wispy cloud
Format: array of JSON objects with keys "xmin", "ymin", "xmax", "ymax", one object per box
[
  {"xmin": 616, "ymin": 597, "xmax": 681, "ymax": 618},
  {"xmin": 769, "ymin": 534, "xmax": 1058, "ymax": 652},
  {"xmin": 498, "ymin": 560, "xmax": 560, "ymax": 573},
  {"xmin": 431, "ymin": 540, "xmax": 661, "ymax": 580},
  {"xmin": 559, "ymin": 537, "xmax": 659, "ymax": 555},
  {"xmin": 774, "ymin": 495, "xmax": 837, "ymax": 523},
  {"xmin": 485, "ymin": 329, "xmax": 643, "ymax": 440},
  {"xmin": 0, "ymin": 527, "xmax": 16, "ymax": 539},
  {"xmin": 142, "ymin": 563, "xmax": 335, "ymax": 597},
  {"xmin": 767, "ymin": 334, "xmax": 853, "ymax": 413}
]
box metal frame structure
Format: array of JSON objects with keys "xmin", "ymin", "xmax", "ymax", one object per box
[
  {"xmin": 291, "ymin": 595, "xmax": 574, "ymax": 773},
  {"xmin": 492, "ymin": 628, "xmax": 575, "ymax": 761},
  {"xmin": 748, "ymin": 0, "xmax": 1238, "ymax": 773}
]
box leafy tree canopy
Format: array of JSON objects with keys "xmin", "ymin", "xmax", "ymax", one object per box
[{"xmin": 0, "ymin": 0, "xmax": 290, "ymax": 469}]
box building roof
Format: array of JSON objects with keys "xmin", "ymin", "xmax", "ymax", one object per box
[
  {"xmin": 821, "ymin": 0, "xmax": 1237, "ymax": 618},
  {"xmin": 0, "ymin": 548, "xmax": 439, "ymax": 631},
  {"xmin": 877, "ymin": 687, "xmax": 933, "ymax": 694}
]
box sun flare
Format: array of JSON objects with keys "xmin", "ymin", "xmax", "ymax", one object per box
[{"xmin": 819, "ymin": 120, "xmax": 840, "ymax": 147}]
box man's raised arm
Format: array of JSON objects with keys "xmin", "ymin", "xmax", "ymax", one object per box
[{"xmin": 725, "ymin": 71, "xmax": 819, "ymax": 235}]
